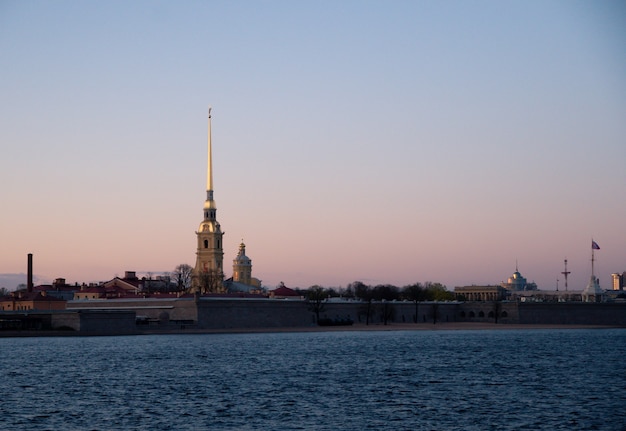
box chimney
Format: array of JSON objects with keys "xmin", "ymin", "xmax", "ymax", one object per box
[{"xmin": 27, "ymin": 253, "xmax": 33, "ymax": 293}]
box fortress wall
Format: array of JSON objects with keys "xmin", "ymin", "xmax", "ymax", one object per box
[
  {"xmin": 67, "ymin": 298, "xmax": 197, "ymax": 323},
  {"xmin": 168, "ymin": 299, "xmax": 197, "ymax": 322},
  {"xmin": 52, "ymin": 299, "xmax": 626, "ymax": 332},
  {"xmin": 365, "ymin": 302, "xmax": 460, "ymax": 324},
  {"xmin": 517, "ymin": 302, "xmax": 626, "ymax": 325},
  {"xmin": 78, "ymin": 310, "xmax": 137, "ymax": 334},
  {"xmin": 456, "ymin": 302, "xmax": 520, "ymax": 323},
  {"xmin": 50, "ymin": 312, "xmax": 81, "ymax": 331},
  {"xmin": 195, "ymin": 300, "xmax": 466, "ymax": 328},
  {"xmin": 196, "ymin": 299, "xmax": 313, "ymax": 329},
  {"xmin": 319, "ymin": 302, "xmax": 455, "ymax": 325}
]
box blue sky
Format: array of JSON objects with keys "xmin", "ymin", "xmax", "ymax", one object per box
[{"xmin": 1, "ymin": 0, "xmax": 625, "ymax": 291}]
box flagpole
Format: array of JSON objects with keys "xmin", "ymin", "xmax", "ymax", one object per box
[
  {"xmin": 591, "ymin": 239, "xmax": 595, "ymax": 278},
  {"xmin": 592, "ymin": 244, "xmax": 594, "ymax": 278}
]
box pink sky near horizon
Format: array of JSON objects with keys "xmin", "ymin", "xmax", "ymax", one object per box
[{"xmin": 1, "ymin": 1, "xmax": 625, "ymax": 291}]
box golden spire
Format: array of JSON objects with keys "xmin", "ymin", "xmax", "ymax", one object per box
[{"xmin": 207, "ymin": 106, "xmax": 213, "ymax": 195}]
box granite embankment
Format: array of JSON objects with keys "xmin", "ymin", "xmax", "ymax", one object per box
[{"xmin": 2, "ymin": 299, "xmax": 625, "ymax": 336}]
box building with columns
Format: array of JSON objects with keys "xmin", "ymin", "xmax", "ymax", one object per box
[{"xmin": 454, "ymin": 285, "xmax": 508, "ymax": 302}]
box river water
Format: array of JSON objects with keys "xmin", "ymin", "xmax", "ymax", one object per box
[{"xmin": 1, "ymin": 328, "xmax": 624, "ymax": 430}]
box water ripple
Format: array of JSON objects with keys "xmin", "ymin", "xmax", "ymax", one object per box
[{"xmin": 0, "ymin": 329, "xmax": 625, "ymax": 430}]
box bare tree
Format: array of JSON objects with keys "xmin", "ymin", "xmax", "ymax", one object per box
[
  {"xmin": 351, "ymin": 281, "xmax": 374, "ymax": 325},
  {"xmin": 492, "ymin": 301, "xmax": 502, "ymax": 324},
  {"xmin": 306, "ymin": 285, "xmax": 327, "ymax": 323},
  {"xmin": 172, "ymin": 264, "xmax": 193, "ymax": 292},
  {"xmin": 198, "ymin": 268, "xmax": 224, "ymax": 294},
  {"xmin": 161, "ymin": 272, "xmax": 172, "ymax": 292},
  {"xmin": 430, "ymin": 302, "xmax": 439, "ymax": 324},
  {"xmin": 372, "ymin": 284, "xmax": 399, "ymax": 325},
  {"xmin": 402, "ymin": 283, "xmax": 424, "ymax": 323}
]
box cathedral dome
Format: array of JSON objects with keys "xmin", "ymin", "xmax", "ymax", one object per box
[
  {"xmin": 234, "ymin": 242, "xmax": 251, "ymax": 264},
  {"xmin": 235, "ymin": 254, "xmax": 251, "ymax": 264}
]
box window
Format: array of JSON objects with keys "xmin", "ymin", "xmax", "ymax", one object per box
[{"xmin": 204, "ymin": 240, "xmax": 208, "ymax": 248}]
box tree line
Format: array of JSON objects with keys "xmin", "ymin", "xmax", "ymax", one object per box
[{"xmin": 304, "ymin": 281, "xmax": 454, "ymax": 325}]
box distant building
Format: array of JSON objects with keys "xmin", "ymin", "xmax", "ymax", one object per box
[
  {"xmin": 269, "ymin": 283, "xmax": 301, "ymax": 299},
  {"xmin": 102, "ymin": 271, "xmax": 143, "ymax": 293},
  {"xmin": 454, "ymin": 285, "xmax": 507, "ymax": 301},
  {"xmin": 232, "ymin": 242, "xmax": 253, "ymax": 286},
  {"xmin": 34, "ymin": 278, "xmax": 78, "ymax": 300},
  {"xmin": 500, "ymin": 265, "xmax": 537, "ymax": 291},
  {"xmin": 455, "ymin": 266, "xmax": 539, "ymax": 301},
  {"xmin": 611, "ymin": 272, "xmax": 625, "ymax": 291},
  {"xmin": 231, "ymin": 242, "xmax": 261, "ymax": 286},
  {"xmin": 0, "ymin": 291, "xmax": 66, "ymax": 311},
  {"xmin": 74, "ymin": 284, "xmax": 132, "ymax": 300}
]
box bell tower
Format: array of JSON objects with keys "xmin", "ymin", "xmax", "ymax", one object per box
[
  {"xmin": 233, "ymin": 241, "xmax": 252, "ymax": 286},
  {"xmin": 193, "ymin": 108, "xmax": 224, "ymax": 292}
]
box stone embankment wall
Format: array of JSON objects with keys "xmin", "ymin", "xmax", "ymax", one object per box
[
  {"xmin": 196, "ymin": 300, "xmax": 465, "ymax": 329},
  {"xmin": 67, "ymin": 298, "xmax": 198, "ymax": 323},
  {"xmin": 7, "ymin": 299, "xmax": 623, "ymax": 335},
  {"xmin": 517, "ymin": 302, "xmax": 626, "ymax": 326},
  {"xmin": 197, "ymin": 299, "xmax": 313, "ymax": 328},
  {"xmin": 318, "ymin": 302, "xmax": 461, "ymax": 325},
  {"xmin": 50, "ymin": 310, "xmax": 137, "ymax": 334},
  {"xmin": 194, "ymin": 300, "xmax": 626, "ymax": 328}
]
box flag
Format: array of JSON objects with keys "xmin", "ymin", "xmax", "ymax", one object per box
[{"xmin": 592, "ymin": 240, "xmax": 600, "ymax": 250}]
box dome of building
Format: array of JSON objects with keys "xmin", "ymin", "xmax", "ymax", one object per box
[
  {"xmin": 501, "ymin": 264, "xmax": 537, "ymax": 291},
  {"xmin": 235, "ymin": 253, "xmax": 251, "ymax": 264},
  {"xmin": 234, "ymin": 242, "xmax": 251, "ymax": 264}
]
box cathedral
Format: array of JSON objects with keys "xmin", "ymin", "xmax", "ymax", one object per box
[{"xmin": 192, "ymin": 109, "xmax": 260, "ymax": 293}]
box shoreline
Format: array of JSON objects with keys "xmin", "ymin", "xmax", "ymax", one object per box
[
  {"xmin": 139, "ymin": 322, "xmax": 622, "ymax": 335},
  {"xmin": 1, "ymin": 322, "xmax": 623, "ymax": 338}
]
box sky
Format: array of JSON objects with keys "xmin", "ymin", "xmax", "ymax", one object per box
[{"xmin": 1, "ymin": 0, "xmax": 625, "ymax": 292}]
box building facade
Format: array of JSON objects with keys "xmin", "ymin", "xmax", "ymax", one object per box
[
  {"xmin": 454, "ymin": 285, "xmax": 508, "ymax": 301},
  {"xmin": 500, "ymin": 265, "xmax": 537, "ymax": 291},
  {"xmin": 193, "ymin": 108, "xmax": 225, "ymax": 292}
]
